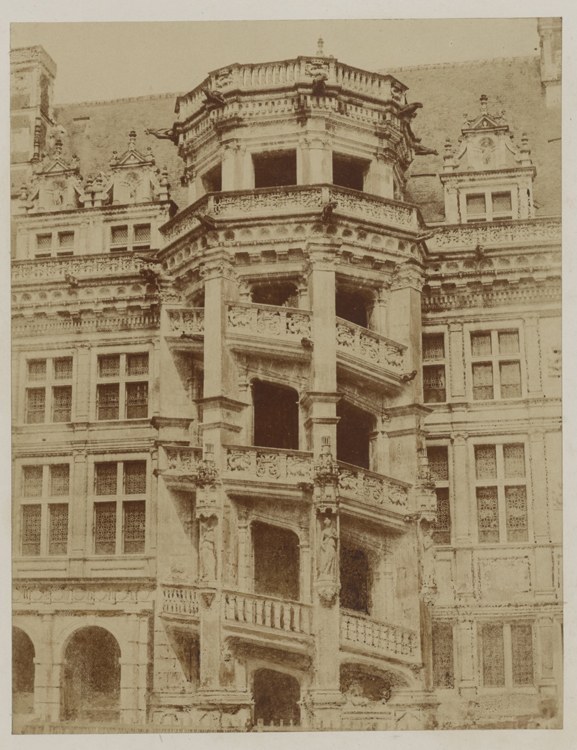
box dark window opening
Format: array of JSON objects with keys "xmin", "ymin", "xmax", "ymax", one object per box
[
  {"xmin": 253, "ymin": 380, "xmax": 299, "ymax": 450},
  {"xmin": 253, "ymin": 151, "xmax": 297, "ymax": 189},
  {"xmin": 251, "ymin": 281, "xmax": 298, "ymax": 308},
  {"xmin": 340, "ymin": 546, "xmax": 370, "ymax": 614},
  {"xmin": 202, "ymin": 163, "xmax": 222, "ymax": 193},
  {"xmin": 13, "ymin": 628, "xmax": 35, "ymax": 716},
  {"xmin": 253, "ymin": 669, "xmax": 300, "ymax": 727},
  {"xmin": 336, "ymin": 400, "xmax": 373, "ymax": 469},
  {"xmin": 253, "ymin": 522, "xmax": 300, "ymax": 601},
  {"xmin": 61, "ymin": 627, "xmax": 121, "ymax": 722},
  {"xmin": 423, "ymin": 365, "xmax": 446, "ymax": 403},
  {"xmin": 332, "ymin": 153, "xmax": 367, "ymax": 192},
  {"xmin": 432, "ymin": 622, "xmax": 455, "ymax": 688},
  {"xmin": 336, "ymin": 288, "xmax": 369, "ymax": 328}
]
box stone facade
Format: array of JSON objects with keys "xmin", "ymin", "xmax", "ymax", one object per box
[{"xmin": 11, "ymin": 23, "xmax": 562, "ymax": 733}]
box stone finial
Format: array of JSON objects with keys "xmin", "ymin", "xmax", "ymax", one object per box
[
  {"xmin": 520, "ymin": 132, "xmax": 532, "ymax": 165},
  {"xmin": 480, "ymin": 94, "xmax": 489, "ymax": 114},
  {"xmin": 317, "ymin": 37, "xmax": 325, "ymax": 56},
  {"xmin": 128, "ymin": 129, "xmax": 137, "ymax": 149},
  {"xmin": 54, "ymin": 138, "xmax": 63, "ymax": 157}
]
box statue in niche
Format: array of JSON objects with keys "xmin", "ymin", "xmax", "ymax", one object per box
[
  {"xmin": 318, "ymin": 516, "xmax": 338, "ymax": 578},
  {"xmin": 419, "ymin": 522, "xmax": 436, "ymax": 592},
  {"xmin": 199, "ymin": 521, "xmax": 217, "ymax": 582},
  {"xmin": 479, "ymin": 137, "xmax": 495, "ymax": 168}
]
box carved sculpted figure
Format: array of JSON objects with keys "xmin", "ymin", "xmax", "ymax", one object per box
[
  {"xmin": 318, "ymin": 517, "xmax": 338, "ymax": 578},
  {"xmin": 199, "ymin": 522, "xmax": 217, "ymax": 581}
]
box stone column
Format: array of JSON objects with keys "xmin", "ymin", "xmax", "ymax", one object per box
[
  {"xmin": 457, "ymin": 616, "xmax": 477, "ymax": 698},
  {"xmin": 451, "ymin": 432, "xmax": 474, "ymax": 599},
  {"xmin": 69, "ymin": 450, "xmax": 88, "ymax": 577},
  {"xmin": 448, "ymin": 322, "xmax": 466, "ymax": 401},
  {"xmin": 221, "ymin": 139, "xmax": 243, "ymax": 191},
  {"xmin": 524, "ymin": 316, "xmax": 543, "ymax": 397},
  {"xmin": 387, "ymin": 264, "xmax": 424, "ymax": 398},
  {"xmin": 299, "ymin": 130, "xmax": 332, "ymax": 185},
  {"xmin": 366, "ymin": 154, "xmax": 394, "ymax": 199},
  {"xmin": 530, "ymin": 429, "xmax": 555, "ymax": 601}
]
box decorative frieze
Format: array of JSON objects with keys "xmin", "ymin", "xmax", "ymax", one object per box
[
  {"xmin": 227, "ymin": 303, "xmax": 312, "ymax": 342},
  {"xmin": 12, "ymin": 252, "xmax": 153, "ymax": 284},
  {"xmin": 224, "ymin": 445, "xmax": 313, "ymax": 482},
  {"xmin": 12, "ymin": 310, "xmax": 159, "ymax": 337},
  {"xmin": 428, "ymin": 218, "xmax": 560, "ymax": 251},
  {"xmin": 166, "ymin": 307, "xmax": 205, "ymax": 335},
  {"xmin": 337, "ymin": 461, "xmax": 409, "ymax": 511},
  {"xmin": 336, "ymin": 317, "xmax": 405, "ymax": 371}
]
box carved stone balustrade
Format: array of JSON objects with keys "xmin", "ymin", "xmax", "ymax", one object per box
[
  {"xmin": 160, "ymin": 185, "xmax": 420, "ymax": 246},
  {"xmin": 340, "ymin": 610, "xmax": 419, "ymax": 664},
  {"xmin": 162, "ymin": 446, "xmax": 203, "ymax": 490},
  {"xmin": 175, "ymin": 57, "xmax": 408, "ymax": 122},
  {"xmin": 161, "ymin": 584, "xmax": 200, "ymax": 620},
  {"xmin": 223, "ymin": 591, "xmax": 312, "ymax": 636},
  {"xmin": 164, "ymin": 307, "xmax": 205, "ymax": 337},
  {"xmin": 12, "ymin": 251, "xmax": 149, "ymax": 285},
  {"xmin": 336, "ymin": 318, "xmax": 406, "ymax": 374},
  {"xmin": 337, "ymin": 461, "xmax": 410, "ymax": 514},
  {"xmin": 427, "ymin": 216, "xmax": 561, "ymax": 251},
  {"xmin": 227, "ymin": 302, "xmax": 312, "ymax": 348},
  {"xmin": 224, "ymin": 445, "xmax": 313, "ymax": 485}
]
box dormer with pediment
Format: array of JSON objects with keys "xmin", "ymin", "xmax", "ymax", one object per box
[
  {"xmin": 107, "ymin": 130, "xmax": 170, "ymax": 206},
  {"xmin": 439, "ymin": 95, "xmax": 536, "ymax": 224},
  {"xmin": 18, "ymin": 139, "xmax": 84, "ymax": 213}
]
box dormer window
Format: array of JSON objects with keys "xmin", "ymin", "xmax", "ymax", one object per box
[{"xmin": 465, "ymin": 190, "xmax": 513, "ymax": 223}]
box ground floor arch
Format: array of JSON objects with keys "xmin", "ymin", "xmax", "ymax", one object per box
[
  {"xmin": 13, "ymin": 627, "xmax": 35, "ymax": 717},
  {"xmin": 252, "ymin": 668, "xmax": 301, "ymax": 726},
  {"xmin": 60, "ymin": 626, "xmax": 121, "ymax": 722}
]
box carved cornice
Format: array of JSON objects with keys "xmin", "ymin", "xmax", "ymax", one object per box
[
  {"xmin": 427, "ymin": 218, "xmax": 561, "ymax": 251},
  {"xmin": 422, "ymin": 279, "xmax": 561, "ymax": 314},
  {"xmin": 12, "ymin": 310, "xmax": 160, "ymax": 338}
]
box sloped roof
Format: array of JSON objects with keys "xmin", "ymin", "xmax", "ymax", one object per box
[
  {"xmin": 52, "ymin": 54, "xmax": 561, "ymax": 223},
  {"xmin": 383, "ymin": 56, "xmax": 561, "ymax": 222}
]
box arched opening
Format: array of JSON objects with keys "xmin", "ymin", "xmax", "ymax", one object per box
[
  {"xmin": 252, "ymin": 522, "xmax": 300, "ymax": 601},
  {"xmin": 251, "ymin": 281, "xmax": 298, "ymax": 308},
  {"xmin": 253, "ymin": 669, "xmax": 300, "ymax": 726},
  {"xmin": 340, "ymin": 546, "xmax": 370, "ymax": 614},
  {"xmin": 336, "ymin": 400, "xmax": 374, "ymax": 469},
  {"xmin": 336, "ymin": 287, "xmax": 370, "ymax": 328},
  {"xmin": 61, "ymin": 626, "xmax": 121, "ymax": 723},
  {"xmin": 13, "ymin": 628, "xmax": 35, "ymax": 717},
  {"xmin": 253, "ymin": 380, "xmax": 299, "ymax": 451}
]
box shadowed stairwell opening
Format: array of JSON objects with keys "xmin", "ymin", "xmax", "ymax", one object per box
[
  {"xmin": 253, "ymin": 669, "xmax": 301, "ymax": 726},
  {"xmin": 252, "ymin": 521, "xmax": 300, "ymax": 601},
  {"xmin": 337, "ymin": 400, "xmax": 374, "ymax": 469},
  {"xmin": 253, "ymin": 380, "xmax": 299, "ymax": 450}
]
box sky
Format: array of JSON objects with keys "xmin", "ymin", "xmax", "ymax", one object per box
[{"xmin": 10, "ymin": 19, "xmax": 541, "ymax": 104}]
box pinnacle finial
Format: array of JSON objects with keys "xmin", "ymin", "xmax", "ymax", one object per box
[
  {"xmin": 317, "ymin": 37, "xmax": 325, "ymax": 56},
  {"xmin": 129, "ymin": 129, "xmax": 137, "ymax": 149},
  {"xmin": 480, "ymin": 94, "xmax": 488, "ymax": 114}
]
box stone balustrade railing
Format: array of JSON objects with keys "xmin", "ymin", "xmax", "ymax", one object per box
[
  {"xmin": 161, "ymin": 185, "xmax": 419, "ymax": 245},
  {"xmin": 175, "ymin": 58, "xmax": 406, "ymax": 121},
  {"xmin": 223, "ymin": 591, "xmax": 312, "ymax": 635},
  {"xmin": 337, "ymin": 461, "xmax": 409, "ymax": 510},
  {"xmin": 165, "ymin": 307, "xmax": 205, "ymax": 336},
  {"xmin": 161, "ymin": 585, "xmax": 200, "ymax": 619},
  {"xmin": 428, "ymin": 217, "xmax": 561, "ymax": 250},
  {"xmin": 336, "ymin": 318, "xmax": 406, "ymax": 372},
  {"xmin": 12, "ymin": 252, "xmax": 148, "ymax": 284},
  {"xmin": 227, "ymin": 303, "xmax": 312, "ymax": 342},
  {"xmin": 340, "ymin": 611, "xmax": 418, "ymax": 660},
  {"xmin": 164, "ymin": 446, "xmax": 203, "ymax": 474},
  {"xmin": 224, "ymin": 445, "xmax": 313, "ymax": 483}
]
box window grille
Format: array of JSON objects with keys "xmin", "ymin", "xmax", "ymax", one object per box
[
  {"xmin": 94, "ymin": 502, "xmax": 116, "ymax": 555},
  {"xmin": 124, "ymin": 461, "xmax": 146, "ymax": 494},
  {"xmin": 466, "ymin": 194, "xmax": 486, "ymax": 220},
  {"xmin": 23, "ymin": 465, "xmax": 43, "ymax": 497},
  {"xmin": 54, "ymin": 357, "xmax": 73, "ymax": 379},
  {"xmin": 511, "ymin": 623, "xmax": 534, "ymax": 685},
  {"xmin": 48, "ymin": 504, "xmax": 68, "ymax": 555},
  {"xmin": 471, "ymin": 332, "xmax": 492, "ymax": 357},
  {"xmin": 52, "ymin": 385, "xmax": 72, "ymax": 422},
  {"xmin": 95, "ymin": 462, "xmax": 118, "ymax": 495},
  {"xmin": 482, "ymin": 623, "xmax": 506, "ymax": 686},
  {"xmin": 423, "ymin": 334, "xmax": 445, "ymax": 361},
  {"xmin": 36, "ymin": 233, "xmax": 52, "ymax": 250},
  {"xmin": 475, "ymin": 445, "xmax": 497, "ymax": 480},
  {"xmin": 22, "ymin": 505, "xmax": 42, "ymax": 556},
  {"xmin": 428, "ymin": 446, "xmax": 449, "ymax": 481},
  {"xmin": 111, "ymin": 225, "xmax": 129, "ymax": 247},
  {"xmin": 498, "ymin": 331, "xmax": 519, "ymax": 355},
  {"xmin": 50, "ymin": 464, "xmax": 70, "ymax": 496},
  {"xmin": 432, "ymin": 622, "xmax": 454, "ymax": 688},
  {"xmin": 492, "ymin": 191, "xmax": 512, "ymax": 218},
  {"xmin": 123, "ymin": 501, "xmax": 146, "ymax": 553},
  {"xmin": 505, "ymin": 486, "xmax": 528, "ymax": 542},
  {"xmin": 26, "ymin": 388, "xmax": 46, "ymax": 424},
  {"xmin": 423, "ymin": 365, "xmax": 446, "ymax": 403},
  {"xmin": 126, "ymin": 353, "xmax": 149, "ymax": 376},
  {"xmin": 126, "ymin": 382, "xmax": 148, "ymax": 418},
  {"xmin": 477, "ymin": 487, "xmax": 500, "ymax": 543},
  {"xmin": 433, "ymin": 488, "xmax": 451, "ymax": 544},
  {"xmin": 99, "ymin": 354, "xmax": 120, "ymax": 378},
  {"xmin": 133, "ymin": 224, "xmax": 151, "ymax": 244},
  {"xmin": 503, "ymin": 444, "xmax": 525, "ymax": 478},
  {"xmin": 97, "ymin": 383, "xmax": 119, "ymax": 420},
  {"xmin": 499, "ymin": 362, "xmax": 521, "ymax": 398},
  {"xmin": 472, "ymin": 363, "xmax": 494, "ymax": 400},
  {"xmin": 28, "ymin": 359, "xmax": 47, "ymax": 381},
  {"xmin": 58, "ymin": 231, "xmax": 74, "ymax": 251}
]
